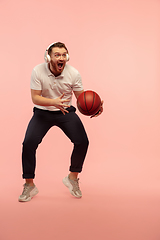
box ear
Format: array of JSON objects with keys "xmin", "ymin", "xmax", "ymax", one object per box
[
  {"xmin": 44, "ymin": 50, "xmax": 51, "ymax": 62},
  {"xmin": 44, "ymin": 42, "xmax": 57, "ymax": 62},
  {"xmin": 66, "ymin": 53, "xmax": 70, "ymax": 61}
]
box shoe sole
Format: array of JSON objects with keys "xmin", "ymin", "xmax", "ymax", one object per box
[
  {"xmin": 18, "ymin": 187, "xmax": 39, "ymax": 202},
  {"xmin": 62, "ymin": 177, "xmax": 82, "ymax": 198}
]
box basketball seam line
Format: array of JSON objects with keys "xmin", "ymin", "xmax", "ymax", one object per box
[
  {"xmin": 90, "ymin": 92, "xmax": 95, "ymax": 111},
  {"xmin": 84, "ymin": 92, "xmax": 90, "ymax": 115}
]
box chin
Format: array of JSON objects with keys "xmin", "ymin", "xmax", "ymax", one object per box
[{"xmin": 57, "ymin": 67, "xmax": 64, "ymax": 73}]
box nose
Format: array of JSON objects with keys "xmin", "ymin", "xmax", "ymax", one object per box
[{"xmin": 59, "ymin": 55, "xmax": 64, "ymax": 60}]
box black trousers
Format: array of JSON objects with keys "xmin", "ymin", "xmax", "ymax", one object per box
[{"xmin": 22, "ymin": 106, "xmax": 89, "ymax": 179}]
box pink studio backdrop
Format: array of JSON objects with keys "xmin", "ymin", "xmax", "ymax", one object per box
[{"xmin": 0, "ymin": 0, "xmax": 160, "ymax": 240}]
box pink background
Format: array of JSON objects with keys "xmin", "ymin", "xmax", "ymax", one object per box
[{"xmin": 0, "ymin": 0, "xmax": 160, "ymax": 239}]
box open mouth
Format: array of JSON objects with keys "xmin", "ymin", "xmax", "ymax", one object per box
[{"xmin": 57, "ymin": 62, "xmax": 64, "ymax": 70}]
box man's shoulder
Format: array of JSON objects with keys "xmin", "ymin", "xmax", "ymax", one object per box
[
  {"xmin": 64, "ymin": 64, "xmax": 80, "ymax": 75},
  {"xmin": 33, "ymin": 63, "xmax": 47, "ymax": 72}
]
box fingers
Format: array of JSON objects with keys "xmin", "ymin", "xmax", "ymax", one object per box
[
  {"xmin": 57, "ymin": 93, "xmax": 70, "ymax": 114},
  {"xmin": 60, "ymin": 108, "xmax": 69, "ymax": 115},
  {"xmin": 57, "ymin": 104, "xmax": 69, "ymax": 115},
  {"xmin": 90, "ymin": 111, "xmax": 101, "ymax": 118},
  {"xmin": 61, "ymin": 99, "xmax": 70, "ymax": 103},
  {"xmin": 59, "ymin": 93, "xmax": 65, "ymax": 99},
  {"xmin": 90, "ymin": 100, "xmax": 103, "ymax": 118},
  {"xmin": 90, "ymin": 110, "xmax": 100, "ymax": 118},
  {"xmin": 61, "ymin": 103, "xmax": 70, "ymax": 108},
  {"xmin": 59, "ymin": 102, "xmax": 70, "ymax": 115},
  {"xmin": 60, "ymin": 96, "xmax": 70, "ymax": 113},
  {"xmin": 59, "ymin": 93, "xmax": 70, "ymax": 104},
  {"xmin": 59, "ymin": 93, "xmax": 70, "ymax": 101}
]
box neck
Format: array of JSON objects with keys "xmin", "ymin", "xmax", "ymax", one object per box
[{"xmin": 48, "ymin": 63, "xmax": 57, "ymax": 76}]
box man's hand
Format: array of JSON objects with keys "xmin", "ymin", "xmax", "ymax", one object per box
[
  {"xmin": 90, "ymin": 101, "xmax": 104, "ymax": 118},
  {"xmin": 54, "ymin": 93, "xmax": 70, "ymax": 115},
  {"xmin": 31, "ymin": 90, "xmax": 70, "ymax": 115}
]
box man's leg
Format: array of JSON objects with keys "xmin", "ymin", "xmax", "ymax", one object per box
[
  {"xmin": 22, "ymin": 108, "xmax": 52, "ymax": 181},
  {"xmin": 57, "ymin": 108, "xmax": 89, "ymax": 197},
  {"xmin": 25, "ymin": 179, "xmax": 34, "ymax": 186},
  {"xmin": 57, "ymin": 109, "xmax": 89, "ymax": 175},
  {"xmin": 19, "ymin": 108, "xmax": 52, "ymax": 202},
  {"xmin": 69, "ymin": 172, "xmax": 78, "ymax": 180}
]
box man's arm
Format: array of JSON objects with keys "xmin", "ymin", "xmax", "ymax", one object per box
[
  {"xmin": 73, "ymin": 90, "xmax": 84, "ymax": 99},
  {"xmin": 31, "ymin": 89, "xmax": 70, "ymax": 114}
]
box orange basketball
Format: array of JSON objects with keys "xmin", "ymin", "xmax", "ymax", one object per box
[{"xmin": 77, "ymin": 90, "xmax": 101, "ymax": 116}]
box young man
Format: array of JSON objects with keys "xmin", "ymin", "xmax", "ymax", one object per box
[{"xmin": 19, "ymin": 42, "xmax": 103, "ymax": 202}]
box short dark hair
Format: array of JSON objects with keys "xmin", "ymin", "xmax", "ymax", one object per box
[{"xmin": 48, "ymin": 42, "xmax": 68, "ymax": 55}]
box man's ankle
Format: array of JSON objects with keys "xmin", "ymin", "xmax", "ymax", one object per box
[
  {"xmin": 69, "ymin": 172, "xmax": 78, "ymax": 180},
  {"xmin": 25, "ymin": 179, "xmax": 34, "ymax": 186}
]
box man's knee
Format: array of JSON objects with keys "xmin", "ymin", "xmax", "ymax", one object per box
[
  {"xmin": 85, "ymin": 136, "xmax": 89, "ymax": 148},
  {"xmin": 22, "ymin": 136, "xmax": 40, "ymax": 150},
  {"xmin": 77, "ymin": 135, "xmax": 89, "ymax": 149}
]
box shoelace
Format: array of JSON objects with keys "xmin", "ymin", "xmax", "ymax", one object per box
[
  {"xmin": 22, "ymin": 184, "xmax": 32, "ymax": 195},
  {"xmin": 70, "ymin": 179, "xmax": 80, "ymax": 191}
]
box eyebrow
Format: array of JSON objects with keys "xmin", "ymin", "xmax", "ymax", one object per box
[{"xmin": 53, "ymin": 51, "xmax": 67, "ymax": 54}]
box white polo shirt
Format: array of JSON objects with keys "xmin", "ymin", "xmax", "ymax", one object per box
[{"xmin": 30, "ymin": 63, "xmax": 83, "ymax": 111}]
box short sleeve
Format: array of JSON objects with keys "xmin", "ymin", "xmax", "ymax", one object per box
[
  {"xmin": 30, "ymin": 69, "xmax": 42, "ymax": 90},
  {"xmin": 72, "ymin": 72, "xmax": 83, "ymax": 91}
]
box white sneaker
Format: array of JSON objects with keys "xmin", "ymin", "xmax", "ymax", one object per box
[
  {"xmin": 18, "ymin": 183, "xmax": 39, "ymax": 202},
  {"xmin": 63, "ymin": 175, "xmax": 82, "ymax": 198}
]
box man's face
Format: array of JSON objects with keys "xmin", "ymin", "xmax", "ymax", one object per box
[{"xmin": 49, "ymin": 47, "xmax": 68, "ymax": 76}]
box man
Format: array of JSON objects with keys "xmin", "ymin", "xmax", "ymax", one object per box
[{"xmin": 19, "ymin": 42, "xmax": 103, "ymax": 202}]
